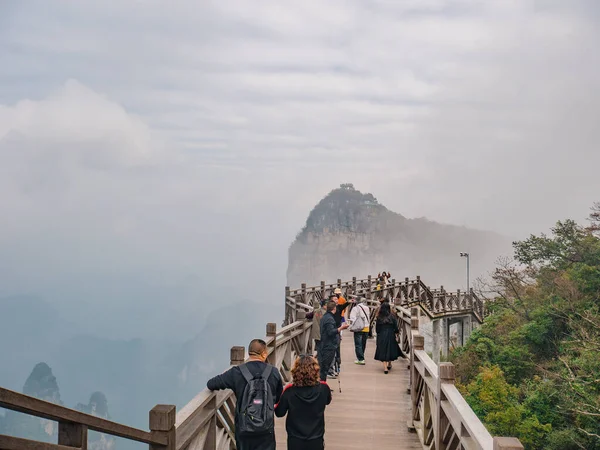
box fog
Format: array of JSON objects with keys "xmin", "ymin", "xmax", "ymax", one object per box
[{"xmin": 1, "ymin": 0, "xmax": 599, "ymax": 439}]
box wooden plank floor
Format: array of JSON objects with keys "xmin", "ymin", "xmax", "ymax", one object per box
[{"xmin": 275, "ymin": 334, "xmax": 422, "ymax": 449}]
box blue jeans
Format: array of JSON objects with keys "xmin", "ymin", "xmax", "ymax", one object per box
[{"xmin": 353, "ymin": 331, "xmax": 368, "ymax": 361}]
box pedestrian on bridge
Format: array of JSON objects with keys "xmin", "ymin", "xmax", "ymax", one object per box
[
  {"xmin": 348, "ymin": 296, "xmax": 370, "ymax": 365},
  {"xmin": 318, "ymin": 300, "xmax": 349, "ymax": 381},
  {"xmin": 305, "ymin": 299, "xmax": 326, "ymax": 356},
  {"xmin": 206, "ymin": 339, "xmax": 283, "ymax": 450},
  {"xmin": 374, "ymin": 302, "xmax": 402, "ymax": 374},
  {"xmin": 275, "ymin": 355, "xmax": 331, "ymax": 450}
]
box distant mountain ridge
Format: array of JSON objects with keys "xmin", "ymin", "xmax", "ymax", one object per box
[{"xmin": 287, "ymin": 184, "xmax": 511, "ymax": 288}]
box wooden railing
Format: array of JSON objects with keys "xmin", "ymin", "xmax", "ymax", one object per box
[
  {"xmin": 0, "ymin": 387, "xmax": 176, "ymax": 450},
  {"xmin": 285, "ymin": 275, "xmax": 487, "ymax": 325},
  {"xmin": 175, "ymin": 317, "xmax": 313, "ymax": 450},
  {"xmin": 0, "ymin": 275, "xmax": 521, "ymax": 450}
]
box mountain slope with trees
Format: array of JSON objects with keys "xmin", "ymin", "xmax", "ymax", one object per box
[{"xmin": 452, "ymin": 202, "xmax": 600, "ymax": 450}]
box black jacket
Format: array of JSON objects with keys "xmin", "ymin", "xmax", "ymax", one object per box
[
  {"xmin": 333, "ymin": 302, "xmax": 350, "ymax": 327},
  {"xmin": 275, "ymin": 383, "xmax": 332, "ymax": 440},
  {"xmin": 206, "ymin": 361, "xmax": 283, "ymax": 427},
  {"xmin": 319, "ymin": 311, "xmax": 339, "ymax": 351}
]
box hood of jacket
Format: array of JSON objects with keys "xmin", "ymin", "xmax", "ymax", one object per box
[{"xmin": 290, "ymin": 385, "xmax": 322, "ymax": 404}]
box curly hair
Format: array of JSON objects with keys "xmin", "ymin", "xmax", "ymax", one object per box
[{"xmin": 291, "ymin": 355, "xmax": 320, "ymax": 387}]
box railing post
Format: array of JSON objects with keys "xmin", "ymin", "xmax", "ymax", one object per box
[
  {"xmin": 409, "ymin": 333, "xmax": 425, "ymax": 431},
  {"xmin": 493, "ymin": 437, "xmax": 524, "ymax": 450},
  {"xmin": 149, "ymin": 405, "xmax": 176, "ymax": 450},
  {"xmin": 230, "ymin": 346, "xmax": 245, "ymax": 366},
  {"xmin": 320, "ymin": 281, "xmax": 326, "ymax": 303},
  {"xmin": 285, "ymin": 286, "xmax": 291, "ymax": 325},
  {"xmin": 59, "ymin": 422, "xmax": 88, "ymax": 450},
  {"xmin": 435, "ymin": 363, "xmax": 455, "ymax": 450},
  {"xmin": 352, "ymin": 276, "xmax": 357, "ymax": 294},
  {"xmin": 266, "ymin": 323, "xmax": 277, "ymax": 366},
  {"xmin": 408, "ymin": 307, "xmax": 419, "ymax": 389},
  {"xmin": 367, "ymin": 275, "xmax": 372, "ymax": 299},
  {"xmin": 301, "ymin": 283, "xmax": 307, "ymax": 304}
]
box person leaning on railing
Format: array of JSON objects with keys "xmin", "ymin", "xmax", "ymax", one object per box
[
  {"xmin": 206, "ymin": 339, "xmax": 283, "ymax": 450},
  {"xmin": 305, "ymin": 298, "xmax": 326, "ymax": 356},
  {"xmin": 275, "ymin": 355, "xmax": 331, "ymax": 450}
]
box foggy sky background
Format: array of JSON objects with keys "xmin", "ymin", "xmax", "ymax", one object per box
[{"xmin": 1, "ymin": 0, "xmax": 599, "ymax": 341}]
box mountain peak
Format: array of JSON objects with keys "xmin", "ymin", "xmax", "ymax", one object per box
[
  {"xmin": 299, "ymin": 184, "xmax": 398, "ymax": 239},
  {"xmin": 23, "ymin": 363, "xmax": 61, "ymax": 404}
]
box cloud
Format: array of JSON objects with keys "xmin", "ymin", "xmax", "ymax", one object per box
[{"xmin": 0, "ymin": 0, "xmax": 599, "ymax": 337}]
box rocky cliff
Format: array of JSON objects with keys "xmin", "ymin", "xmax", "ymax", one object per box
[{"xmin": 287, "ymin": 184, "xmax": 512, "ymax": 288}]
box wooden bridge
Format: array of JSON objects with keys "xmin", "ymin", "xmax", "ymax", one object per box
[{"xmin": 0, "ymin": 276, "xmax": 524, "ymax": 450}]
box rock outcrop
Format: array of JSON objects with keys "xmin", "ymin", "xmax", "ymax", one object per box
[
  {"xmin": 287, "ymin": 184, "xmax": 512, "ymax": 288},
  {"xmin": 1, "ymin": 363, "xmax": 62, "ymax": 442},
  {"xmin": 76, "ymin": 392, "xmax": 115, "ymax": 450}
]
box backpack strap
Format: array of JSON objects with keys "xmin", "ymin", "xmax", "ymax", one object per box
[
  {"xmin": 261, "ymin": 364, "xmax": 272, "ymax": 380},
  {"xmin": 238, "ymin": 363, "xmax": 254, "ymax": 383}
]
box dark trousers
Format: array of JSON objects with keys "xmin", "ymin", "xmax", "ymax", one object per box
[
  {"xmin": 318, "ymin": 348, "xmax": 336, "ymax": 381},
  {"xmin": 236, "ymin": 432, "xmax": 275, "ymax": 450},
  {"xmin": 314, "ymin": 339, "xmax": 320, "ymax": 356},
  {"xmin": 288, "ymin": 436, "xmax": 324, "ymax": 450},
  {"xmin": 353, "ymin": 331, "xmax": 368, "ymax": 361}
]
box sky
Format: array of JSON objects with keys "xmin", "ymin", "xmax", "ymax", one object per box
[{"xmin": 1, "ymin": 0, "xmax": 599, "ymax": 339}]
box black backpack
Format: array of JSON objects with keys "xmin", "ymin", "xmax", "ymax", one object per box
[{"xmin": 237, "ymin": 364, "xmax": 274, "ymax": 436}]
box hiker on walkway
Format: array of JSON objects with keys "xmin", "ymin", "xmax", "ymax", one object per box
[
  {"xmin": 206, "ymin": 339, "xmax": 283, "ymax": 450},
  {"xmin": 374, "ymin": 302, "xmax": 402, "ymax": 374},
  {"xmin": 306, "ymin": 299, "xmax": 326, "ymax": 356},
  {"xmin": 275, "ymin": 355, "xmax": 331, "ymax": 450},
  {"xmin": 318, "ymin": 300, "xmax": 348, "ymax": 381},
  {"xmin": 332, "ymin": 289, "xmax": 349, "ymax": 370},
  {"xmin": 348, "ymin": 296, "xmax": 370, "ymax": 365}
]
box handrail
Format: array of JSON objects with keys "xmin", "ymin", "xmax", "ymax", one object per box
[{"xmin": 0, "ymin": 387, "xmax": 174, "ymax": 449}]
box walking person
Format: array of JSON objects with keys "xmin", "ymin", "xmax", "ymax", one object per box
[
  {"xmin": 306, "ymin": 299, "xmax": 326, "ymax": 356},
  {"xmin": 332, "ymin": 289, "xmax": 349, "ymax": 373},
  {"xmin": 348, "ymin": 297, "xmax": 370, "ymax": 365},
  {"xmin": 275, "ymin": 355, "xmax": 332, "ymax": 450},
  {"xmin": 374, "ymin": 302, "xmax": 402, "ymax": 374},
  {"xmin": 318, "ymin": 300, "xmax": 349, "ymax": 381},
  {"xmin": 206, "ymin": 339, "xmax": 283, "ymax": 450}
]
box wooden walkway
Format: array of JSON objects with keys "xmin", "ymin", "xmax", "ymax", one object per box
[{"xmin": 275, "ymin": 334, "xmax": 421, "ymax": 449}]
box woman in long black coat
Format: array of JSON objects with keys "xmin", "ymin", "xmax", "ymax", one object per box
[{"xmin": 374, "ymin": 302, "xmax": 402, "ymax": 374}]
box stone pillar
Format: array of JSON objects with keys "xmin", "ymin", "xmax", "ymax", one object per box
[
  {"xmin": 440, "ymin": 318, "xmax": 449, "ymax": 358},
  {"xmin": 432, "ymin": 319, "xmax": 440, "ymax": 364},
  {"xmin": 462, "ymin": 315, "xmax": 472, "ymax": 345}
]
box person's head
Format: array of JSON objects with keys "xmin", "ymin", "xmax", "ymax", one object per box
[
  {"xmin": 378, "ymin": 302, "xmax": 391, "ymax": 319},
  {"xmin": 248, "ymin": 339, "xmax": 268, "ymax": 361},
  {"xmin": 334, "ymin": 288, "xmax": 342, "ymax": 298},
  {"xmin": 291, "ymin": 354, "xmax": 320, "ymax": 387},
  {"xmin": 326, "ymin": 300, "xmax": 337, "ymax": 313}
]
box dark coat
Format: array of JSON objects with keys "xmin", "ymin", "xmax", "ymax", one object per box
[
  {"xmin": 374, "ymin": 318, "xmax": 402, "ymax": 362},
  {"xmin": 319, "ymin": 311, "xmax": 339, "ymax": 351}
]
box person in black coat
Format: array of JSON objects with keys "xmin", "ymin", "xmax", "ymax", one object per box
[
  {"xmin": 374, "ymin": 302, "xmax": 402, "ymax": 374},
  {"xmin": 206, "ymin": 339, "xmax": 283, "ymax": 450},
  {"xmin": 275, "ymin": 355, "xmax": 332, "ymax": 450},
  {"xmin": 318, "ymin": 300, "xmax": 349, "ymax": 381}
]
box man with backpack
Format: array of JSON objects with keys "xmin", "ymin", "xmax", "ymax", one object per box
[
  {"xmin": 207, "ymin": 339, "xmax": 283, "ymax": 450},
  {"xmin": 348, "ymin": 296, "xmax": 371, "ymax": 365}
]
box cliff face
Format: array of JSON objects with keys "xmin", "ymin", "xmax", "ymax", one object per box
[{"xmin": 287, "ymin": 184, "xmax": 512, "ymax": 288}]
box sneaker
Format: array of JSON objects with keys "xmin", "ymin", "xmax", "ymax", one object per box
[
  {"xmin": 357, "ymin": 360, "xmax": 366, "ymax": 365},
  {"xmin": 354, "ymin": 360, "xmax": 361, "ymax": 365},
  {"xmin": 327, "ymin": 373, "xmax": 338, "ymax": 379}
]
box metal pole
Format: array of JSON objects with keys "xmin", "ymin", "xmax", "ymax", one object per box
[{"xmin": 466, "ymin": 254, "xmax": 470, "ymax": 297}]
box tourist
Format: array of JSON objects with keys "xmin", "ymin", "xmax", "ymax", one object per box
[
  {"xmin": 306, "ymin": 299, "xmax": 326, "ymax": 356},
  {"xmin": 206, "ymin": 339, "xmax": 283, "ymax": 450},
  {"xmin": 318, "ymin": 300, "xmax": 348, "ymax": 381},
  {"xmin": 275, "ymin": 355, "xmax": 332, "ymax": 450},
  {"xmin": 348, "ymin": 296, "xmax": 370, "ymax": 365},
  {"xmin": 332, "ymin": 289, "xmax": 349, "ymax": 372},
  {"xmin": 374, "ymin": 302, "xmax": 402, "ymax": 374}
]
